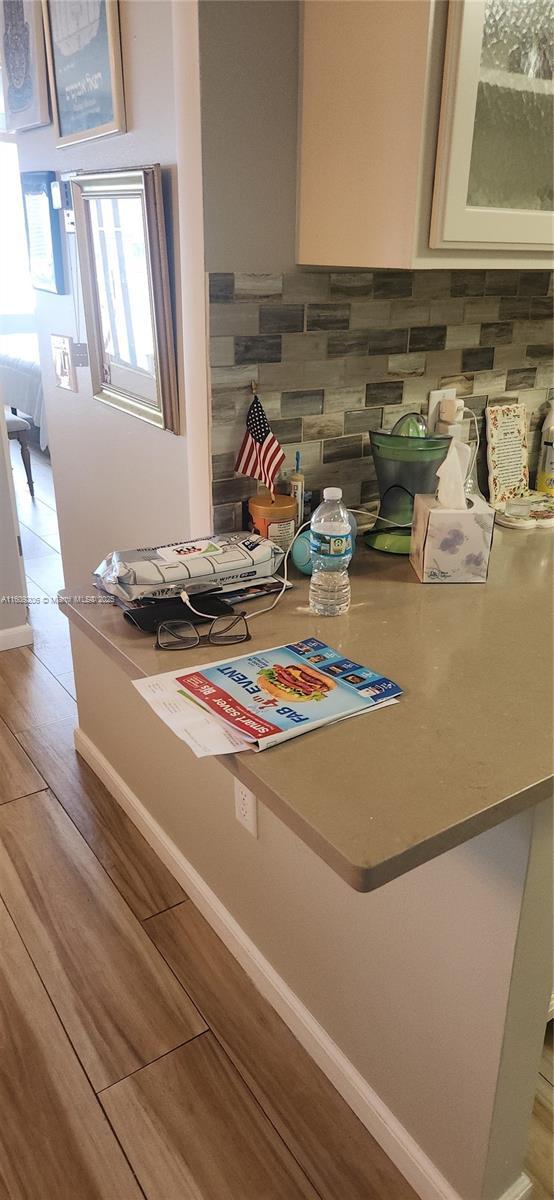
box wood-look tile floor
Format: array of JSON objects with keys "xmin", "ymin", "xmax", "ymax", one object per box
[{"xmin": 0, "ymin": 646, "xmax": 421, "ymax": 1200}]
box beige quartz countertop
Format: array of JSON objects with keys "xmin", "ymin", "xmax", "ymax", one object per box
[{"xmin": 61, "ymin": 528, "xmax": 553, "ymax": 891}]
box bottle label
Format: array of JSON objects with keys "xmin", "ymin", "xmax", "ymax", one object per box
[{"xmin": 309, "ymin": 530, "xmax": 352, "ymax": 558}]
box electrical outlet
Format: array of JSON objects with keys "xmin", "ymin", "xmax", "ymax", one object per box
[
  {"xmin": 234, "ymin": 779, "xmax": 258, "ymax": 837},
  {"xmin": 428, "ymin": 387, "xmax": 457, "ymax": 433}
]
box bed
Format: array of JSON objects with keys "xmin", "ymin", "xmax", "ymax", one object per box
[{"xmin": 0, "ymin": 333, "xmax": 48, "ymax": 450}]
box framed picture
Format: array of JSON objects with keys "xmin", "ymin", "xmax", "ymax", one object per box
[
  {"xmin": 0, "ymin": 0, "xmax": 50, "ymax": 132},
  {"xmin": 21, "ymin": 170, "xmax": 66, "ymax": 294},
  {"xmin": 41, "ymin": 0, "xmax": 125, "ymax": 147},
  {"xmin": 71, "ymin": 166, "xmax": 179, "ymax": 432}
]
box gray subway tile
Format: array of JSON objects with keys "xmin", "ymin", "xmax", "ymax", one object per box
[
  {"xmin": 514, "ymin": 319, "xmax": 554, "ymax": 345},
  {"xmin": 498, "ymin": 298, "xmax": 530, "ymax": 320},
  {"xmin": 330, "ymin": 272, "xmax": 373, "ymax": 298},
  {"xmin": 462, "ymin": 347, "xmax": 494, "ymax": 372},
  {"xmin": 530, "ymin": 297, "xmax": 554, "ymax": 319},
  {"xmin": 209, "ymin": 273, "xmax": 234, "ymax": 303},
  {"xmin": 368, "ymin": 328, "xmax": 408, "ymax": 355},
  {"xmin": 323, "ymin": 386, "xmax": 366, "ymax": 412},
  {"xmin": 307, "ymin": 303, "xmax": 350, "ymax": 330},
  {"xmin": 213, "ymin": 477, "xmax": 257, "ymax": 504},
  {"xmin": 439, "ymin": 373, "xmax": 474, "ymax": 395},
  {"xmin": 270, "ymin": 417, "xmax": 303, "ymax": 443},
  {"xmin": 526, "ymin": 344, "xmax": 553, "ymax": 362},
  {"xmin": 479, "ymin": 322, "xmax": 513, "ymax": 346},
  {"xmin": 303, "ymin": 413, "xmax": 344, "ymax": 440},
  {"xmin": 506, "ymin": 368, "xmax": 538, "ymax": 390},
  {"xmin": 303, "ymin": 358, "xmax": 346, "ymax": 388},
  {"xmin": 282, "ymin": 272, "xmax": 330, "ymax": 302},
  {"xmin": 210, "ymin": 337, "xmax": 235, "ymax": 367},
  {"xmin": 234, "ymin": 273, "xmax": 283, "ymax": 300},
  {"xmin": 327, "ymin": 331, "xmax": 369, "ymax": 358},
  {"xmin": 445, "ymin": 324, "xmax": 480, "ymax": 349},
  {"xmin": 211, "ymin": 390, "xmax": 239, "ymax": 422},
  {"xmin": 388, "ymin": 352, "xmax": 426, "ymax": 376},
  {"xmin": 344, "ymin": 355, "xmax": 390, "ymax": 383},
  {"xmin": 259, "ymin": 305, "xmax": 304, "ymax": 334},
  {"xmin": 322, "ymin": 434, "xmax": 363, "ymax": 462},
  {"xmin": 344, "ymin": 409, "xmax": 384, "ymax": 434},
  {"xmin": 365, "ymin": 380, "xmax": 403, "ymax": 406},
  {"xmin": 389, "ymin": 300, "xmax": 430, "ymax": 327},
  {"xmin": 485, "ymin": 270, "xmax": 518, "ymax": 296},
  {"xmin": 463, "ymin": 394, "xmax": 488, "ymax": 415},
  {"xmin": 493, "ymin": 344, "xmax": 529, "ymax": 369},
  {"xmin": 210, "ymin": 303, "xmax": 259, "ymax": 337},
  {"xmin": 519, "ymin": 271, "xmax": 551, "ymax": 296},
  {"xmin": 373, "ymin": 271, "xmax": 413, "ymax": 298},
  {"xmin": 211, "ymin": 364, "xmax": 258, "ymax": 390},
  {"xmin": 281, "ymin": 389, "xmax": 324, "ymax": 417},
  {"xmin": 349, "ymin": 299, "xmax": 391, "ymax": 329},
  {"xmin": 257, "ymin": 361, "xmax": 305, "ymax": 391},
  {"xmin": 463, "ymin": 298, "xmax": 500, "ymax": 323},
  {"xmin": 281, "ymin": 332, "xmax": 327, "ymax": 360},
  {"xmin": 361, "ymin": 473, "xmax": 380, "ymax": 502},
  {"xmin": 451, "ymin": 270, "xmax": 485, "ymax": 297},
  {"xmin": 472, "ymin": 369, "xmax": 507, "ymax": 394},
  {"xmin": 409, "ymin": 325, "xmax": 446, "ymax": 352},
  {"xmin": 235, "ymin": 335, "xmax": 281, "ymax": 364},
  {"xmin": 413, "ymin": 271, "xmax": 452, "ymax": 300},
  {"xmin": 429, "ymin": 298, "xmax": 465, "ymax": 324},
  {"xmin": 211, "ymin": 452, "xmax": 237, "ymax": 480},
  {"xmin": 425, "ymin": 350, "xmax": 462, "ymax": 375},
  {"xmin": 213, "ymin": 502, "xmax": 242, "ymax": 533}
]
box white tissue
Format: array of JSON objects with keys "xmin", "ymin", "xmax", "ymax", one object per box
[{"xmin": 436, "ymin": 440, "xmax": 471, "ymax": 509}]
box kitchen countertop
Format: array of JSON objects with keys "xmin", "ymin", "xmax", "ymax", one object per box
[{"xmin": 61, "ymin": 528, "xmax": 553, "ymax": 891}]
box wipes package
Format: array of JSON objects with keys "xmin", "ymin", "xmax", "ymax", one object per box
[{"xmin": 94, "ymin": 534, "xmax": 285, "ymax": 603}]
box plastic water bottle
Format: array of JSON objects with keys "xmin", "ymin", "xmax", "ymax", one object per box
[{"xmin": 309, "ymin": 487, "xmax": 352, "ymax": 616}]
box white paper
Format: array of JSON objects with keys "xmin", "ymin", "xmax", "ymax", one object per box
[{"xmin": 133, "ymin": 672, "xmax": 253, "ymax": 756}]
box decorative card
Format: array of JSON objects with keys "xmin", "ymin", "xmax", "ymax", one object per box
[{"xmin": 486, "ymin": 402, "xmax": 529, "ymax": 508}]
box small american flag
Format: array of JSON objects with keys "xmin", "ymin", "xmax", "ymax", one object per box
[{"xmin": 234, "ymin": 394, "xmax": 285, "ymax": 493}]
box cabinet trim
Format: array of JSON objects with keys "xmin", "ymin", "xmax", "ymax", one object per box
[{"xmin": 430, "ymin": 0, "xmax": 553, "ymax": 251}]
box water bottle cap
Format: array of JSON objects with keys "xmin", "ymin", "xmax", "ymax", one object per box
[{"xmin": 323, "ymin": 487, "xmax": 342, "ymax": 500}]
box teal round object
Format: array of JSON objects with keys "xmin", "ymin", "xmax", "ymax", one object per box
[{"xmin": 291, "ymin": 530, "xmax": 313, "ymax": 575}]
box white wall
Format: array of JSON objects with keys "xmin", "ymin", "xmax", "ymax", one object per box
[
  {"xmin": 15, "ymin": 1, "xmax": 194, "ymax": 587},
  {"xmin": 199, "ymin": 0, "xmax": 299, "ymax": 273}
]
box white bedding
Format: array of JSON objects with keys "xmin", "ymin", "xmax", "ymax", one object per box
[{"xmin": 0, "ymin": 333, "xmax": 47, "ymax": 450}]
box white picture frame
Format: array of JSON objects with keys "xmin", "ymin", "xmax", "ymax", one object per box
[
  {"xmin": 41, "ymin": 0, "xmax": 125, "ymax": 147},
  {"xmin": 71, "ymin": 166, "xmax": 179, "ymax": 433},
  {"xmin": 0, "ymin": 0, "xmax": 50, "ymax": 132}
]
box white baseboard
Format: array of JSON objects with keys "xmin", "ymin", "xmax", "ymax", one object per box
[
  {"xmin": 74, "ymin": 726, "xmax": 532, "ymax": 1200},
  {"xmin": 0, "ymin": 622, "xmax": 33, "ymax": 651}
]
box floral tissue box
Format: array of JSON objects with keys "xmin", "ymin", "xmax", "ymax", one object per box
[{"xmin": 410, "ymin": 494, "xmax": 495, "ymax": 584}]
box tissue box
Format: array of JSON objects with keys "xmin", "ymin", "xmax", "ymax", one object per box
[{"xmin": 410, "ymin": 494, "xmax": 494, "ymax": 583}]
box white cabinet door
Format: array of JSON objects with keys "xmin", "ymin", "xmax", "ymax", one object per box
[{"xmin": 430, "ymin": 0, "xmax": 554, "ymax": 250}]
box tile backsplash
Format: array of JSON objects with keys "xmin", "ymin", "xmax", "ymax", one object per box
[{"xmin": 208, "ymin": 269, "xmax": 553, "ymax": 532}]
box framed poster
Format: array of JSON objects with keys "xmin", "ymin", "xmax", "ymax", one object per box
[
  {"xmin": 41, "ymin": 0, "xmax": 125, "ymax": 146},
  {"xmin": 0, "ymin": 0, "xmax": 50, "ymax": 132},
  {"xmin": 21, "ymin": 170, "xmax": 65, "ymax": 294}
]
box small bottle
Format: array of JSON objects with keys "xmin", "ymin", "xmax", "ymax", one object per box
[
  {"xmin": 536, "ymin": 401, "xmax": 554, "ymax": 497},
  {"xmin": 289, "ymin": 451, "xmax": 305, "ymax": 528},
  {"xmin": 309, "ymin": 487, "xmax": 352, "ymax": 616}
]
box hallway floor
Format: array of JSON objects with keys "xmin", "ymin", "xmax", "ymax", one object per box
[{"xmin": 10, "ymin": 440, "xmax": 74, "ymax": 699}]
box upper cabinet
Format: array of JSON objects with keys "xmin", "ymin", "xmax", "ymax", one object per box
[{"xmin": 297, "ymin": 0, "xmax": 554, "ymax": 270}]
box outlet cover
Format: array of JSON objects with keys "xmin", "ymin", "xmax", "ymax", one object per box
[{"xmin": 234, "ymin": 779, "xmax": 258, "ymax": 838}]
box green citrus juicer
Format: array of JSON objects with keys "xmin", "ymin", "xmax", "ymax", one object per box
[{"xmin": 365, "ymin": 412, "xmax": 451, "ymax": 554}]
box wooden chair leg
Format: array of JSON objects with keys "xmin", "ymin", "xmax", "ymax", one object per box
[{"xmin": 18, "ymin": 432, "xmax": 34, "ymax": 498}]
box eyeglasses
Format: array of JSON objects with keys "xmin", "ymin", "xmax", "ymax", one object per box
[{"xmin": 155, "ymin": 611, "xmax": 251, "ymax": 651}]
